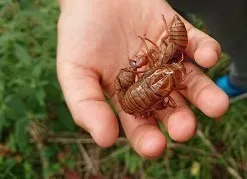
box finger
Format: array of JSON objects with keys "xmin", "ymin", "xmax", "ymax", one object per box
[
  {"xmin": 185, "ymin": 27, "xmax": 222, "ymax": 68},
  {"xmin": 156, "ymin": 92, "xmax": 196, "ymax": 142},
  {"xmin": 117, "ymin": 108, "xmax": 166, "ymax": 158},
  {"xmin": 57, "ymin": 0, "xmax": 77, "ymax": 11},
  {"xmin": 181, "ymin": 62, "xmax": 229, "ymax": 118},
  {"xmin": 57, "ymin": 61, "xmax": 119, "ymax": 147},
  {"xmin": 153, "ymin": 2, "xmax": 221, "ymax": 69}
]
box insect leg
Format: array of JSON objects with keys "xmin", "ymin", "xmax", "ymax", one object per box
[
  {"xmin": 138, "ymin": 35, "xmax": 156, "ymax": 68},
  {"xmin": 141, "ymin": 36, "xmax": 159, "ymax": 49},
  {"xmin": 141, "ymin": 36, "xmax": 168, "ymax": 66},
  {"xmin": 178, "ymin": 51, "xmax": 185, "ymax": 63},
  {"xmin": 161, "ymin": 14, "xmax": 170, "ymax": 45},
  {"xmin": 162, "ymin": 14, "xmax": 169, "ymax": 34},
  {"xmin": 165, "ymin": 95, "xmax": 177, "ymax": 108},
  {"xmin": 172, "ymin": 84, "xmax": 187, "ymax": 90},
  {"xmin": 170, "ymin": 70, "xmax": 187, "ymax": 91}
]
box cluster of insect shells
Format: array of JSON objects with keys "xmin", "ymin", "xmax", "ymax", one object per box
[{"xmin": 115, "ymin": 14, "xmax": 188, "ymax": 118}]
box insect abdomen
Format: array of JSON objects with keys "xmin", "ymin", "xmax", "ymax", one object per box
[
  {"xmin": 120, "ymin": 78, "xmax": 163, "ymax": 115},
  {"xmin": 114, "ymin": 67, "xmax": 136, "ymax": 91},
  {"xmin": 169, "ymin": 15, "xmax": 188, "ymax": 51}
]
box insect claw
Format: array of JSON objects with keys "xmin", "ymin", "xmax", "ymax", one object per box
[
  {"xmin": 178, "ymin": 52, "xmax": 185, "ymax": 63},
  {"xmin": 137, "ymin": 35, "xmax": 144, "ymax": 40}
]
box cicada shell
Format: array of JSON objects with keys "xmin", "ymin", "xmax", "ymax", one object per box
[
  {"xmin": 168, "ymin": 14, "xmax": 188, "ymax": 51},
  {"xmin": 115, "ymin": 14, "xmax": 189, "ymax": 118},
  {"xmin": 117, "ymin": 54, "xmax": 186, "ymax": 117}
]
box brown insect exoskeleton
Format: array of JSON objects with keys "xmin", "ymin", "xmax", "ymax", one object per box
[
  {"xmin": 159, "ymin": 14, "xmax": 188, "ymax": 63},
  {"xmin": 114, "ymin": 56, "xmax": 146, "ymax": 92},
  {"xmin": 114, "ymin": 14, "xmax": 188, "ymax": 118},
  {"xmin": 116, "ymin": 53, "xmax": 186, "ymax": 118},
  {"xmin": 131, "ymin": 14, "xmax": 188, "ymax": 69}
]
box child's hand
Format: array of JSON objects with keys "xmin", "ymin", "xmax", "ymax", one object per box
[{"xmin": 56, "ymin": 0, "xmax": 229, "ymax": 158}]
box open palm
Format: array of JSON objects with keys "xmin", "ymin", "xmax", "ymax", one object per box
[{"xmin": 57, "ymin": 0, "xmax": 229, "ymax": 158}]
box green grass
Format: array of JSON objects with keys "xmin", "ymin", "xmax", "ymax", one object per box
[{"xmin": 0, "ymin": 1, "xmax": 247, "ymax": 178}]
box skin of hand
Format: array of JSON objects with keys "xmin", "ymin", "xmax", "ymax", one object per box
[{"xmin": 57, "ymin": 0, "xmax": 229, "ymax": 158}]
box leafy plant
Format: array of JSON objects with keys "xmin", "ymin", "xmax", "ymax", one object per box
[{"xmin": 0, "ymin": 1, "xmax": 247, "ymax": 179}]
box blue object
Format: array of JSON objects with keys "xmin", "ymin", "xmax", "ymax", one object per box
[{"xmin": 215, "ymin": 75, "xmax": 247, "ymax": 97}]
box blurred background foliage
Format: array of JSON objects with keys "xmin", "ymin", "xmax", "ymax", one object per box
[{"xmin": 0, "ymin": 0, "xmax": 247, "ymax": 179}]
